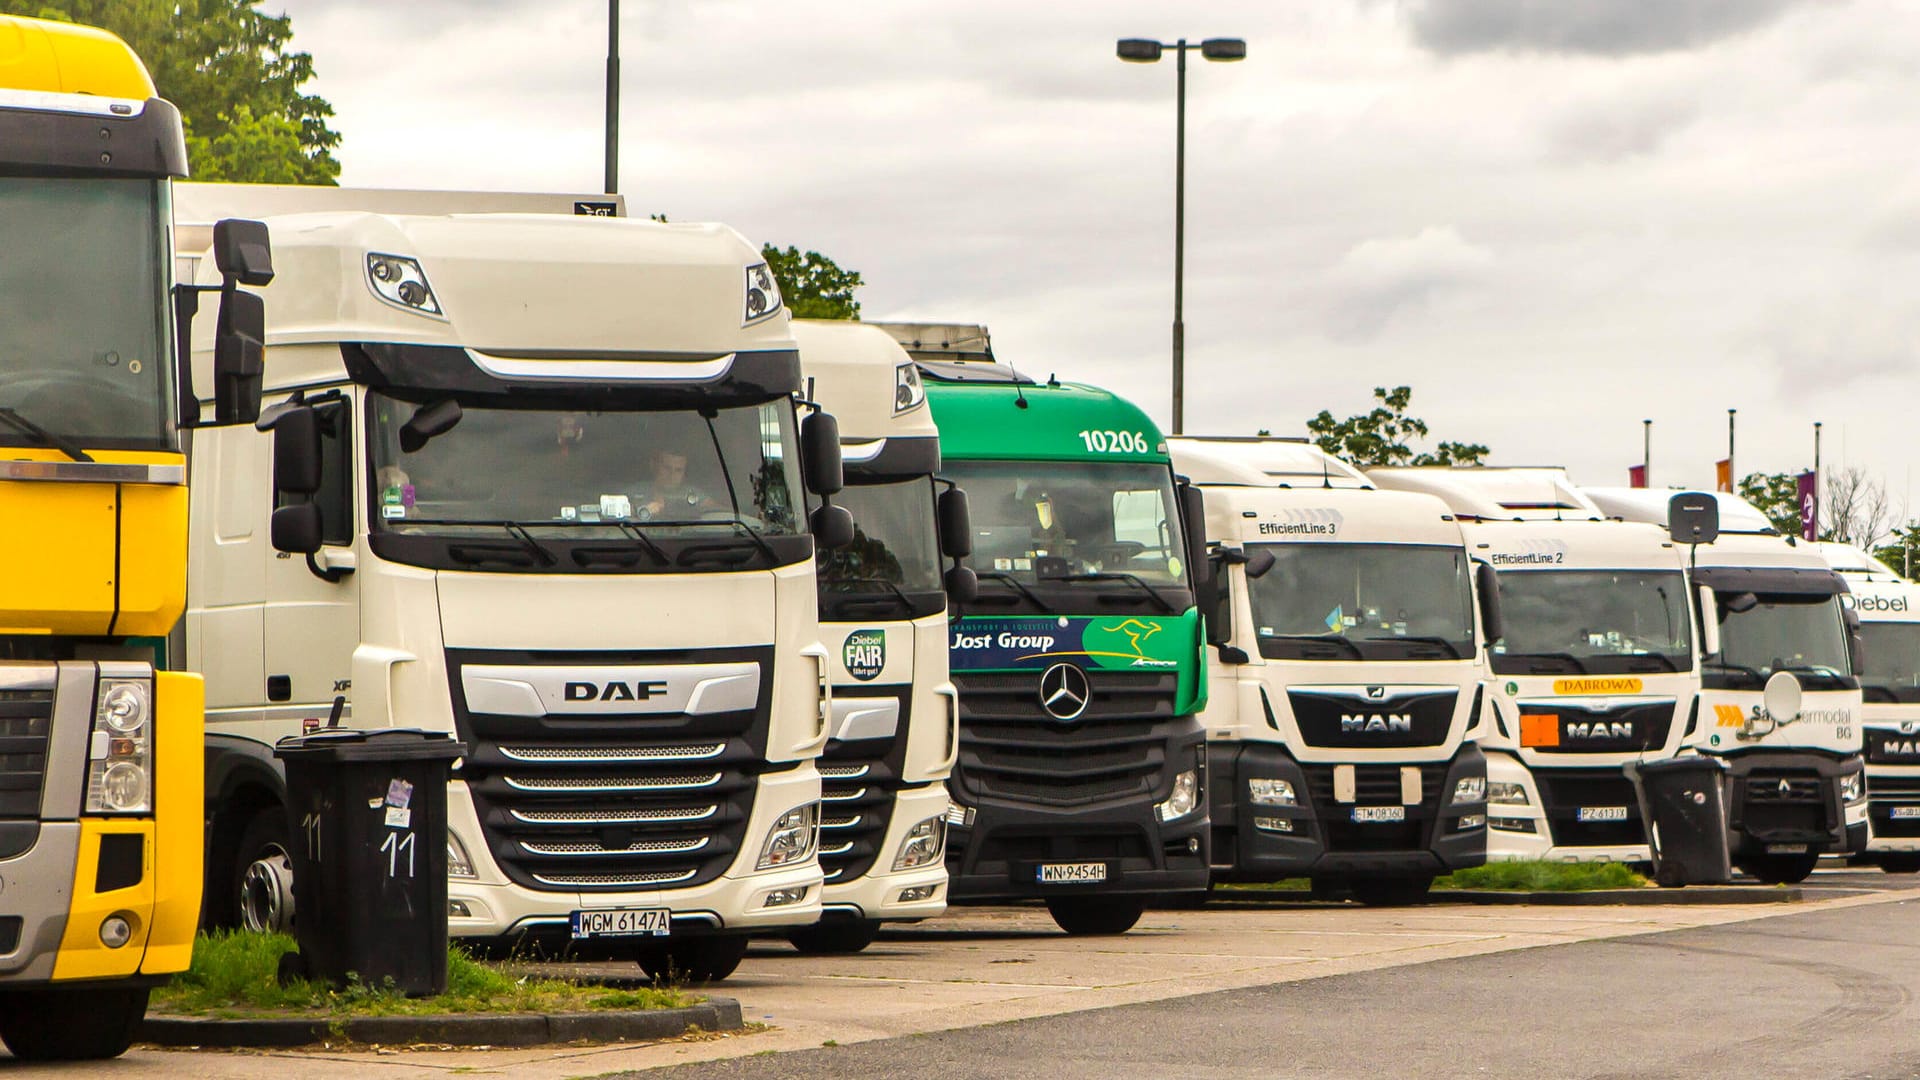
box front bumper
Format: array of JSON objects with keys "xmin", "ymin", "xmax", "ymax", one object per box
[
  {"xmin": 817, "ymin": 783, "xmax": 950, "ymax": 923},
  {"xmin": 1483, "ymin": 752, "xmax": 1652, "ymax": 864},
  {"xmin": 1864, "ymin": 762, "xmax": 1920, "ymax": 853},
  {"xmin": 1208, "ymin": 741, "xmax": 1487, "ymax": 882},
  {"xmin": 1718, "ymin": 749, "xmax": 1866, "ymax": 857}
]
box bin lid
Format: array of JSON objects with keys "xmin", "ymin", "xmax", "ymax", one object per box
[
  {"xmin": 273, "ymin": 727, "xmax": 467, "ymax": 763},
  {"xmin": 1623, "ymin": 755, "xmax": 1727, "ymax": 780}
]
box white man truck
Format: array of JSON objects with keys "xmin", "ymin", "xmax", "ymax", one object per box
[
  {"xmin": 1169, "ymin": 439, "xmax": 1490, "ymax": 905},
  {"xmin": 1818, "ymin": 542, "xmax": 1920, "ymax": 873},
  {"xmin": 1585, "ymin": 489, "xmax": 1866, "ymax": 884},
  {"xmin": 788, "ymin": 319, "xmax": 964, "ymax": 952},
  {"xmin": 184, "ymin": 206, "xmax": 853, "ymax": 981},
  {"xmin": 1369, "ymin": 468, "xmax": 1697, "ymax": 867}
]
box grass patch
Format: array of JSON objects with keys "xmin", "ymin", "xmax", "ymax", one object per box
[
  {"xmin": 1436, "ymin": 860, "xmax": 1649, "ymax": 892},
  {"xmin": 1217, "ymin": 879, "xmax": 1312, "ymax": 892},
  {"xmin": 153, "ymin": 931, "xmax": 691, "ymax": 1018}
]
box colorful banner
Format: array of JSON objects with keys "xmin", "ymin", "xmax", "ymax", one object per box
[
  {"xmin": 949, "ymin": 614, "xmax": 1190, "ymax": 672},
  {"xmin": 1797, "ymin": 469, "xmax": 1818, "ymax": 541},
  {"xmin": 1715, "ymin": 458, "xmax": 1732, "ymax": 493},
  {"xmin": 1628, "ymin": 464, "xmax": 1647, "ymax": 488}
]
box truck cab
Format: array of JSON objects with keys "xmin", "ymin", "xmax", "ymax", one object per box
[
  {"xmin": 1586, "ymin": 488, "xmax": 1867, "ymax": 883},
  {"xmin": 186, "ymin": 208, "xmax": 847, "ymax": 982},
  {"xmin": 1171, "ymin": 439, "xmax": 1489, "ymax": 904},
  {"xmin": 1818, "ymin": 542, "xmax": 1920, "ymax": 873}
]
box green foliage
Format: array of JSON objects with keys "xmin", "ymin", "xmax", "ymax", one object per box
[
  {"xmin": 761, "ymin": 244, "xmax": 864, "ymax": 320},
  {"xmin": 1874, "ymin": 523, "xmax": 1920, "ymax": 577},
  {"xmin": 154, "ymin": 931, "xmax": 689, "ymax": 1018},
  {"xmin": 4, "ymin": 0, "xmax": 341, "ymax": 183},
  {"xmin": 1436, "ymin": 859, "xmax": 1648, "ymax": 892},
  {"xmin": 1306, "ymin": 386, "xmax": 1490, "ymax": 468},
  {"xmin": 1738, "ymin": 472, "xmax": 1802, "ymax": 537}
]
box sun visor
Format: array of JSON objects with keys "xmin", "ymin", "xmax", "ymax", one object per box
[{"xmin": 1693, "ymin": 566, "xmax": 1848, "ymax": 597}]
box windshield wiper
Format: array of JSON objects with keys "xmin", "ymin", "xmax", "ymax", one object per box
[
  {"xmin": 834, "ymin": 576, "xmax": 918, "ymax": 614},
  {"xmin": 0, "ymin": 407, "xmax": 91, "ymax": 463},
  {"xmin": 1375, "ymin": 634, "xmax": 1463, "ymax": 659},
  {"xmin": 1508, "ymin": 651, "xmax": 1588, "ymax": 674},
  {"xmin": 1704, "ymin": 658, "xmax": 1766, "ymax": 686},
  {"xmin": 1055, "ymin": 572, "xmax": 1176, "ymax": 614},
  {"xmin": 501, "ymin": 522, "xmax": 557, "ymax": 567},
  {"xmin": 1623, "ymin": 653, "xmax": 1682, "ymax": 673},
  {"xmin": 976, "ymin": 570, "xmax": 1055, "ymax": 613},
  {"xmin": 1268, "ymin": 633, "xmax": 1365, "ymax": 659},
  {"xmin": 611, "ymin": 521, "xmax": 670, "ymax": 565}
]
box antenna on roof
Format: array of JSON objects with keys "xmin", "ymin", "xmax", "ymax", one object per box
[
  {"xmin": 1320, "ymin": 447, "xmax": 1332, "ymax": 490},
  {"xmin": 1014, "ymin": 381, "xmax": 1028, "ymax": 410}
]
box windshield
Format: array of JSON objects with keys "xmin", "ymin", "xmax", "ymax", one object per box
[
  {"xmin": 1490, "ymin": 570, "xmax": 1692, "ymax": 675},
  {"xmin": 1246, "ymin": 543, "xmax": 1474, "ymax": 661},
  {"xmin": 0, "ymin": 178, "xmax": 172, "ymax": 450},
  {"xmin": 819, "ymin": 477, "xmax": 943, "ymax": 612},
  {"xmin": 367, "ymin": 394, "xmax": 803, "ymax": 536},
  {"xmin": 1708, "ymin": 592, "xmax": 1851, "ymax": 689},
  {"xmin": 945, "ymin": 459, "xmax": 1189, "ymax": 586},
  {"xmin": 1859, "ymin": 622, "xmax": 1920, "ymax": 703}
]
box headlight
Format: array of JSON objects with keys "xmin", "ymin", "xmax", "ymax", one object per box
[
  {"xmin": 1248, "ymin": 778, "xmax": 1296, "ymax": 806},
  {"xmin": 1841, "ymin": 770, "xmax": 1867, "ymax": 805},
  {"xmin": 87, "ymin": 677, "xmax": 153, "ymax": 814},
  {"xmin": 1452, "ymin": 776, "xmax": 1487, "ymax": 804},
  {"xmin": 1156, "ymin": 769, "xmax": 1200, "ymax": 822},
  {"xmin": 1487, "ymin": 780, "xmax": 1530, "ymax": 806},
  {"xmin": 892, "ymin": 815, "xmax": 947, "ymax": 871},
  {"xmin": 448, "ymin": 831, "xmax": 477, "ymax": 879},
  {"xmin": 744, "ymin": 261, "xmax": 784, "ymax": 324},
  {"xmin": 757, "ymin": 802, "xmax": 819, "ymax": 870},
  {"xmin": 893, "ymin": 361, "xmax": 925, "ymax": 414},
  {"xmin": 365, "ymin": 253, "xmax": 443, "ymax": 317}
]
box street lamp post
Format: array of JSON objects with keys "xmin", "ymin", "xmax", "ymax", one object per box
[
  {"xmin": 605, "ymin": 0, "xmax": 620, "ymax": 195},
  {"xmin": 1118, "ymin": 36, "xmax": 1245, "ymax": 436}
]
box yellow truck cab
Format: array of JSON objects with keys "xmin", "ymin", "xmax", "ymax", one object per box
[{"xmin": 0, "ymin": 15, "xmax": 270, "ymax": 1059}]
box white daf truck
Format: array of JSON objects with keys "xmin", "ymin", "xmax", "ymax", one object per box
[
  {"xmin": 182, "ymin": 207, "xmax": 853, "ymax": 981},
  {"xmin": 1368, "ymin": 468, "xmax": 1698, "ymax": 867},
  {"xmin": 1169, "ymin": 439, "xmax": 1491, "ymax": 904},
  {"xmin": 1818, "ymin": 542, "xmax": 1920, "ymax": 873},
  {"xmin": 788, "ymin": 319, "xmax": 965, "ymax": 952},
  {"xmin": 1586, "ymin": 488, "xmax": 1867, "ymax": 883}
]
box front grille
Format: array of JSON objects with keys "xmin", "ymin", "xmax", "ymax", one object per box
[
  {"xmin": 954, "ymin": 670, "xmax": 1176, "ymax": 808},
  {"xmin": 0, "ymin": 689, "xmax": 54, "ymax": 819},
  {"xmin": 1746, "ymin": 775, "xmax": 1824, "ymax": 803},
  {"xmin": 1868, "ymin": 774, "xmax": 1920, "ymax": 836},
  {"xmin": 1866, "ymin": 730, "xmax": 1920, "ymax": 765},
  {"xmin": 1521, "ymin": 702, "xmax": 1677, "ymax": 755},
  {"xmin": 1738, "ymin": 768, "xmax": 1830, "ymax": 840},
  {"xmin": 1287, "ymin": 688, "xmax": 1457, "ymax": 749},
  {"xmin": 1529, "ymin": 768, "xmax": 1645, "ymax": 847},
  {"xmin": 819, "ymin": 688, "xmax": 912, "ymax": 884},
  {"xmin": 1299, "ymin": 762, "xmax": 1447, "ymax": 852},
  {"xmin": 449, "ymin": 646, "xmax": 772, "ymax": 894}
]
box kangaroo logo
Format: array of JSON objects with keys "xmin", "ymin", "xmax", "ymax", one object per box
[{"xmin": 1097, "ymin": 618, "xmax": 1162, "ymax": 658}]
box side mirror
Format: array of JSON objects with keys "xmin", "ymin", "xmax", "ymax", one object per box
[
  {"xmin": 810, "ymin": 503, "xmax": 854, "ymax": 549},
  {"xmin": 1668, "ymin": 491, "xmax": 1720, "ymax": 546},
  {"xmin": 1697, "ymin": 584, "xmax": 1722, "ymax": 657},
  {"xmin": 1245, "ymin": 548, "xmax": 1275, "ymax": 579},
  {"xmin": 944, "ymin": 564, "xmax": 978, "ymax": 604},
  {"xmin": 1474, "ymin": 561, "xmax": 1504, "ymax": 645},
  {"xmin": 212, "ymin": 288, "xmax": 265, "ymax": 426},
  {"xmin": 271, "ymin": 502, "xmax": 322, "ymax": 555},
  {"xmin": 1845, "ymin": 606, "xmax": 1866, "ymax": 676},
  {"xmin": 801, "ymin": 412, "xmax": 844, "ymax": 496},
  {"xmin": 937, "ymin": 487, "xmax": 973, "ymax": 558},
  {"xmin": 1178, "ymin": 481, "xmax": 1210, "ymax": 588},
  {"xmin": 268, "ymin": 404, "xmax": 321, "ymax": 496},
  {"xmin": 400, "ymin": 399, "xmax": 463, "ymax": 453},
  {"xmin": 213, "ymin": 218, "xmax": 275, "ymax": 287}
]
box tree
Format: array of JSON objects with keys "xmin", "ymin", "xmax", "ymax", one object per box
[
  {"xmin": 761, "ymin": 245, "xmax": 863, "ymax": 320},
  {"xmin": 1821, "ymin": 465, "xmax": 1896, "ymax": 550},
  {"xmin": 1306, "ymin": 386, "xmax": 1489, "ymax": 468},
  {"xmin": 5, "ymin": 0, "xmax": 341, "ymax": 183},
  {"xmin": 1873, "ymin": 523, "xmax": 1920, "ymax": 579},
  {"xmin": 1737, "ymin": 472, "xmax": 1801, "ymax": 537}
]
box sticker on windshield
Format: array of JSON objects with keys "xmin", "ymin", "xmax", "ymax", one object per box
[
  {"xmin": 1552, "ymin": 677, "xmax": 1643, "ymax": 695},
  {"xmin": 843, "ymin": 629, "xmax": 886, "ymax": 681}
]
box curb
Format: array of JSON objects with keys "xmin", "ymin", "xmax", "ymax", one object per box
[
  {"xmin": 1209, "ymin": 886, "xmax": 1801, "ymax": 908},
  {"xmin": 139, "ymin": 996, "xmax": 743, "ymax": 1049}
]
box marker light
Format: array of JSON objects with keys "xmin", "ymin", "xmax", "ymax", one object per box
[
  {"xmin": 894, "ymin": 362, "xmax": 925, "ymax": 413},
  {"xmin": 758, "ymin": 802, "xmax": 820, "ymax": 869},
  {"xmin": 1249, "ymin": 778, "xmax": 1297, "ymax": 806},
  {"xmin": 366, "ymin": 253, "xmax": 443, "ymax": 317},
  {"xmin": 744, "ymin": 261, "xmax": 784, "ymax": 325},
  {"xmin": 1156, "ymin": 769, "xmax": 1200, "ymax": 822},
  {"xmin": 87, "ymin": 678, "xmax": 152, "ymax": 814},
  {"xmin": 893, "ymin": 815, "xmax": 947, "ymax": 871}
]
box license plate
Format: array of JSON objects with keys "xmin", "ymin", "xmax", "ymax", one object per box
[
  {"xmin": 1352, "ymin": 805, "xmax": 1406, "ymax": 823},
  {"xmin": 1765, "ymin": 844, "xmax": 1809, "ymax": 855},
  {"xmin": 1894, "ymin": 807, "xmax": 1920, "ymax": 820},
  {"xmin": 570, "ymin": 907, "xmax": 672, "ymax": 939},
  {"xmin": 1037, "ymin": 862, "xmax": 1108, "ymax": 884},
  {"xmin": 1577, "ymin": 806, "xmax": 1629, "ymax": 822}
]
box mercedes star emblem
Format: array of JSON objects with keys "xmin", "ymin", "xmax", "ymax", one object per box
[{"xmin": 1038, "ymin": 663, "xmax": 1091, "ymax": 721}]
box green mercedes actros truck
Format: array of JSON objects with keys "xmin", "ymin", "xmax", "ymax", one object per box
[{"xmin": 878, "ymin": 324, "xmax": 1210, "ymax": 935}]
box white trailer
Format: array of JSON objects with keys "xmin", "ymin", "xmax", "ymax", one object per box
[
  {"xmin": 183, "ymin": 205, "xmax": 851, "ymax": 981},
  {"xmin": 1172, "ymin": 439, "xmax": 1492, "ymax": 904},
  {"xmin": 1817, "ymin": 543, "xmax": 1920, "ymax": 872}
]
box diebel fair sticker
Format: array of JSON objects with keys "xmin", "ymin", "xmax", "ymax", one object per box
[
  {"xmin": 843, "ymin": 629, "xmax": 886, "ymax": 681},
  {"xmin": 1552, "ymin": 677, "xmax": 1643, "ymax": 696},
  {"xmin": 949, "ymin": 615, "xmax": 1186, "ymax": 672}
]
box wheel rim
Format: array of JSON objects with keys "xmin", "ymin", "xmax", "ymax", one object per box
[{"xmin": 240, "ymin": 849, "xmax": 295, "ymax": 933}]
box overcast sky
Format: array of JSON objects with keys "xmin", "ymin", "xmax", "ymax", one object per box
[{"xmin": 269, "ymin": 0, "xmax": 1920, "ymax": 519}]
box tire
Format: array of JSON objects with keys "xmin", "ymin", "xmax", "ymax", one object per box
[
  {"xmin": 1346, "ymin": 876, "xmax": 1434, "ymax": 907},
  {"xmin": 235, "ymin": 808, "xmax": 296, "ymax": 934},
  {"xmin": 1044, "ymin": 896, "xmax": 1145, "ymax": 936},
  {"xmin": 1736, "ymin": 853, "xmax": 1820, "ymax": 885},
  {"xmin": 638, "ymin": 935, "xmax": 750, "ymax": 984},
  {"xmin": 0, "ymin": 986, "xmax": 148, "ymax": 1060},
  {"xmin": 1878, "ymin": 854, "xmax": 1920, "ymax": 875},
  {"xmin": 787, "ymin": 919, "xmax": 881, "ymax": 955}
]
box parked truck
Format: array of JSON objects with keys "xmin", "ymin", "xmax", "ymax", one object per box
[
  {"xmin": 1170, "ymin": 439, "xmax": 1490, "ymax": 904},
  {"xmin": 1818, "ymin": 542, "xmax": 1920, "ymax": 873},
  {"xmin": 1369, "ymin": 468, "xmax": 1698, "ymax": 868},
  {"xmin": 0, "ymin": 15, "xmax": 269, "ymax": 1058},
  {"xmin": 877, "ymin": 324, "xmax": 1211, "ymax": 935},
  {"xmin": 1586, "ymin": 488, "xmax": 1867, "ymax": 883},
  {"xmin": 788, "ymin": 319, "xmax": 966, "ymax": 952},
  {"xmin": 184, "ymin": 205, "xmax": 852, "ymax": 982}
]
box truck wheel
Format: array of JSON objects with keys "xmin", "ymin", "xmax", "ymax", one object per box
[
  {"xmin": 236, "ymin": 810, "xmax": 296, "ymax": 934},
  {"xmin": 638, "ymin": 935, "xmax": 751, "ymax": 984},
  {"xmin": 0, "ymin": 986, "xmax": 148, "ymax": 1060},
  {"xmin": 1045, "ymin": 896, "xmax": 1145, "ymax": 935},
  {"xmin": 1879, "ymin": 855, "xmax": 1920, "ymax": 874},
  {"xmin": 1346, "ymin": 876, "xmax": 1434, "ymax": 907},
  {"xmin": 1735, "ymin": 853, "xmax": 1819, "ymax": 885},
  {"xmin": 787, "ymin": 919, "xmax": 881, "ymax": 955}
]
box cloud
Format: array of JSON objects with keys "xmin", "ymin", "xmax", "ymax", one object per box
[
  {"xmin": 1542, "ymin": 90, "xmax": 1698, "ymax": 164},
  {"xmin": 1321, "ymin": 227, "xmax": 1494, "ymax": 340},
  {"xmin": 1400, "ymin": 0, "xmax": 1808, "ymax": 57},
  {"xmin": 1749, "ymin": 294, "xmax": 1920, "ymax": 395}
]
